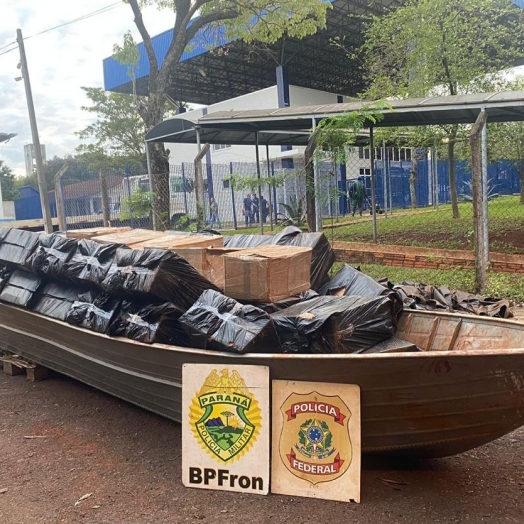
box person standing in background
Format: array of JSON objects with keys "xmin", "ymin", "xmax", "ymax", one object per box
[
  {"xmin": 260, "ymin": 195, "xmax": 269, "ymax": 223},
  {"xmin": 243, "ymin": 194, "xmax": 253, "ymax": 226},
  {"xmin": 209, "ymin": 197, "xmax": 221, "ymax": 229},
  {"xmin": 348, "ymin": 176, "xmax": 365, "ymax": 217},
  {"xmin": 252, "ymin": 193, "xmax": 259, "ymax": 223}
]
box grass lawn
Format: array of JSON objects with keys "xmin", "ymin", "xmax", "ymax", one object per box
[{"xmin": 325, "ymin": 196, "xmax": 524, "ymax": 254}]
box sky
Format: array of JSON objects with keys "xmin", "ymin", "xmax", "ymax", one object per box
[{"xmin": 0, "ymin": 0, "xmax": 172, "ymax": 177}]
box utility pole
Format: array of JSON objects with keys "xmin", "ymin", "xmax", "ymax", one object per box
[{"xmin": 16, "ymin": 28, "xmax": 53, "ymax": 233}]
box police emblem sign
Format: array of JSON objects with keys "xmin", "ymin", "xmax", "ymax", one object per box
[
  {"xmin": 182, "ymin": 364, "xmax": 269, "ymax": 495},
  {"xmin": 272, "ymin": 381, "xmax": 361, "ymax": 502}
]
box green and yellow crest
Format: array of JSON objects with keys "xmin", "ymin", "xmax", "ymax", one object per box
[{"xmin": 189, "ymin": 369, "xmax": 262, "ymax": 464}]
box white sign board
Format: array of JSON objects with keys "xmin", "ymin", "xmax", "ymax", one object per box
[
  {"xmin": 182, "ymin": 364, "xmax": 270, "ymax": 495},
  {"xmin": 271, "ymin": 380, "xmax": 361, "ymax": 503}
]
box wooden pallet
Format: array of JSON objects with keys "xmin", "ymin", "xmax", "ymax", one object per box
[{"xmin": 1, "ymin": 354, "xmax": 49, "ymax": 382}]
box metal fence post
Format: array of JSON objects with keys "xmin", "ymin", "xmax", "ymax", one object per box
[
  {"xmin": 230, "ymin": 162, "xmax": 238, "ymax": 230},
  {"xmin": 125, "ymin": 163, "xmax": 134, "ymax": 229},
  {"xmin": 181, "ymin": 162, "xmax": 189, "ymax": 215}
]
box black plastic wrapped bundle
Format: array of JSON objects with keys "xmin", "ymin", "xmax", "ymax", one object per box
[
  {"xmin": 102, "ymin": 248, "xmax": 219, "ymax": 310},
  {"xmin": 32, "ymin": 282, "xmax": 84, "ymax": 321},
  {"xmin": 66, "ymin": 290, "xmax": 121, "ymax": 334},
  {"xmin": 179, "ymin": 289, "xmax": 278, "ymax": 353},
  {"xmin": 26, "ymin": 234, "xmax": 78, "ymax": 278},
  {"xmin": 271, "ymin": 295, "xmax": 398, "ymax": 354},
  {"xmin": 320, "ymin": 264, "xmax": 404, "ymax": 319},
  {"xmin": 0, "ymin": 227, "xmax": 11, "ymax": 243},
  {"xmin": 255, "ymin": 289, "xmax": 319, "ymax": 314},
  {"xmin": 0, "ymin": 269, "xmax": 42, "ymax": 307},
  {"xmin": 0, "ymin": 263, "xmax": 12, "ymax": 292},
  {"xmin": 271, "ymin": 226, "xmax": 335, "ymax": 291},
  {"xmin": 109, "ymin": 300, "xmax": 188, "ymax": 345},
  {"xmin": 63, "ymin": 239, "xmax": 120, "ymax": 287},
  {"xmin": 0, "ymin": 228, "xmax": 41, "ymax": 267},
  {"xmin": 223, "ymin": 234, "xmax": 273, "ymax": 248}
]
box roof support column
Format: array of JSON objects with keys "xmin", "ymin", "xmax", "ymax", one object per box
[
  {"xmin": 370, "ymin": 126, "xmax": 378, "ymax": 242},
  {"xmin": 255, "ymin": 131, "xmax": 264, "ymax": 234},
  {"xmin": 202, "ymin": 108, "xmax": 214, "ymax": 199},
  {"xmin": 277, "ymin": 65, "xmax": 293, "ymax": 166},
  {"xmin": 312, "ymin": 118, "xmax": 322, "ymax": 232}
]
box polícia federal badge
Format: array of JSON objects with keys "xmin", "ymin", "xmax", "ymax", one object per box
[
  {"xmin": 279, "ymin": 391, "xmax": 352, "ymax": 484},
  {"xmin": 189, "ymin": 369, "xmax": 262, "ymax": 464}
]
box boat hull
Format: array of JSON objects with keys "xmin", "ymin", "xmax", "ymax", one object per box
[{"xmin": 1, "ymin": 303, "xmax": 524, "ymax": 458}]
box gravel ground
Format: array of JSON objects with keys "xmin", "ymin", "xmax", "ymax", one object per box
[{"xmin": 1, "ymin": 368, "xmax": 524, "ymax": 524}]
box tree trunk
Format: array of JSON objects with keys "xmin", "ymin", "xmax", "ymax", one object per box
[
  {"xmin": 409, "ymin": 161, "xmax": 417, "ymax": 209},
  {"xmin": 99, "ymin": 170, "xmax": 110, "ymax": 227},
  {"xmin": 142, "ymin": 96, "xmax": 170, "ymax": 231},
  {"xmin": 304, "ymin": 129, "xmax": 320, "ymax": 232},
  {"xmin": 519, "ymin": 169, "xmax": 524, "ymax": 204},
  {"xmin": 448, "ymin": 137, "xmax": 460, "ymax": 219}
]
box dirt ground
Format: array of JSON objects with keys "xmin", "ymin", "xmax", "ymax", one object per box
[{"xmin": 1, "ymin": 367, "xmax": 523, "ymax": 524}]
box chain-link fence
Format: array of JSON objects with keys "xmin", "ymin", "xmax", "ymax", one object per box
[{"xmin": 43, "ymin": 149, "xmax": 522, "ymax": 258}]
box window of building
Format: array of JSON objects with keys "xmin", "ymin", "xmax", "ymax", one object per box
[
  {"xmin": 359, "ymin": 168, "xmax": 371, "ymax": 176},
  {"xmin": 213, "ymin": 144, "xmax": 231, "ymax": 151},
  {"xmin": 223, "ymin": 178, "xmax": 230, "ymax": 189},
  {"xmin": 358, "ymin": 146, "xmax": 370, "ymax": 160}
]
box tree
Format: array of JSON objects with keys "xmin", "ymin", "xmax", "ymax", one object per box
[
  {"xmin": 360, "ymin": 0, "xmax": 524, "ymax": 218},
  {"xmin": 0, "ymin": 160, "xmax": 17, "ymax": 201},
  {"xmin": 119, "ymin": 0, "xmax": 330, "ymax": 229},
  {"xmin": 76, "ymin": 87, "xmax": 148, "ymax": 161}
]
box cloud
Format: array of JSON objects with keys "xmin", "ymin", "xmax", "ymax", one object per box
[{"xmin": 0, "ymin": 1, "xmax": 169, "ymax": 177}]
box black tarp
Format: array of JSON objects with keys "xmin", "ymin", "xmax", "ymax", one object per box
[
  {"xmin": 27, "ymin": 234, "xmax": 78, "ymax": 278},
  {"xmin": 66, "ymin": 290, "xmax": 120, "ymax": 334},
  {"xmin": 320, "ymin": 264, "xmax": 403, "ymax": 318},
  {"xmin": 179, "ymin": 289, "xmax": 278, "ymax": 353},
  {"xmin": 0, "ymin": 270, "xmax": 42, "ymax": 307},
  {"xmin": 392, "ymin": 281, "xmax": 513, "ymax": 318},
  {"xmin": 271, "ymin": 295, "xmax": 398, "ymax": 354},
  {"xmin": 102, "ymin": 248, "xmax": 219, "ymax": 310},
  {"xmin": 109, "ymin": 300, "xmax": 188, "ymax": 345},
  {"xmin": 223, "ymin": 234, "xmax": 273, "ymax": 248}
]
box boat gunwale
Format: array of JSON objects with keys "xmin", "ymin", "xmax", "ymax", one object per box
[{"xmin": 0, "ymin": 304, "xmax": 523, "ymax": 361}]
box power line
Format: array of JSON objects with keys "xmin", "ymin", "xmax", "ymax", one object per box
[
  {"xmin": 24, "ymin": 2, "xmax": 123, "ymax": 40},
  {"xmin": 0, "ymin": 46, "xmax": 17, "ymax": 58},
  {"xmin": 0, "ymin": 2, "xmax": 124, "ymax": 60},
  {"xmin": 0, "ymin": 41, "xmax": 16, "ymax": 51}
]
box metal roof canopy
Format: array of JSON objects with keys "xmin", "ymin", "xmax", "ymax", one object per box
[
  {"xmin": 104, "ymin": 0, "xmax": 397, "ymax": 105},
  {"xmin": 145, "ymin": 91, "xmax": 524, "ymax": 145}
]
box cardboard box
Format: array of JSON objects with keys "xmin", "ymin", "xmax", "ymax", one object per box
[
  {"xmin": 174, "ymin": 247, "xmax": 243, "ymax": 289},
  {"xmin": 143, "ymin": 234, "xmax": 223, "ymax": 250},
  {"xmin": 66, "ymin": 226, "xmax": 132, "ymax": 240},
  {"xmin": 91, "ymin": 229, "xmax": 167, "ymax": 248},
  {"xmin": 223, "ymin": 245, "xmax": 312, "ymax": 302}
]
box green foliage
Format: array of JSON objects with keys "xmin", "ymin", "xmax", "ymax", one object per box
[
  {"xmin": 360, "ymin": 0, "xmax": 524, "ymax": 100},
  {"xmin": 315, "ymin": 103, "xmax": 389, "ymax": 157},
  {"xmin": 121, "ymin": 188, "xmax": 155, "ymax": 220},
  {"xmin": 112, "ymin": 31, "xmax": 140, "ymax": 81},
  {"xmin": 279, "ymin": 195, "xmax": 306, "ymax": 227},
  {"xmin": 76, "ymin": 87, "xmax": 146, "ymax": 159},
  {"xmin": 0, "ymin": 160, "xmax": 17, "ymax": 200},
  {"xmin": 226, "ymin": 170, "xmax": 295, "ymax": 192}
]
